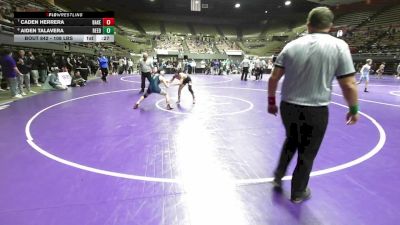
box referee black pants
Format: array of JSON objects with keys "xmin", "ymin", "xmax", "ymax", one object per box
[
  {"xmin": 141, "ymin": 72, "xmax": 151, "ymax": 91},
  {"xmin": 274, "ymin": 101, "xmax": 329, "ymax": 198}
]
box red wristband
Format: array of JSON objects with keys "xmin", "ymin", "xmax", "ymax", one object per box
[{"xmin": 268, "ymin": 96, "xmax": 276, "ymax": 105}]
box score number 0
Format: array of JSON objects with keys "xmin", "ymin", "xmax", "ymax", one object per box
[{"xmin": 102, "ymin": 18, "xmax": 115, "ymax": 26}]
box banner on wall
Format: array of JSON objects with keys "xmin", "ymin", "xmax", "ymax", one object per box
[{"xmin": 225, "ymin": 50, "xmax": 243, "ymax": 56}]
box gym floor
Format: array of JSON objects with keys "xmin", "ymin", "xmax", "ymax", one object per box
[{"xmin": 0, "ymin": 74, "xmax": 399, "ymax": 225}]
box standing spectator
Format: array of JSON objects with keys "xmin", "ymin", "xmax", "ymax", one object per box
[
  {"xmin": 210, "ymin": 59, "xmax": 215, "ymax": 75},
  {"xmin": 123, "ymin": 57, "xmax": 128, "ymax": 74},
  {"xmin": 240, "ymin": 57, "xmax": 250, "ymax": 81},
  {"xmin": 0, "ymin": 49, "xmax": 24, "ymax": 98},
  {"xmin": 266, "ymin": 59, "xmax": 273, "ymax": 74},
  {"xmin": 77, "ymin": 55, "xmax": 90, "ymax": 80},
  {"xmin": 200, "ymin": 59, "xmax": 206, "ymax": 74},
  {"xmin": 66, "ymin": 53, "xmax": 75, "ymax": 74},
  {"xmin": 37, "ymin": 53, "xmax": 48, "ymax": 84},
  {"xmin": 58, "ymin": 55, "xmax": 67, "ymax": 71},
  {"xmin": 138, "ymin": 52, "xmax": 153, "ymax": 93},
  {"xmin": 213, "ymin": 59, "xmax": 220, "ymax": 75},
  {"xmin": 47, "ymin": 52, "xmax": 57, "ymax": 69},
  {"xmin": 118, "ymin": 57, "xmax": 125, "ymax": 74},
  {"xmin": 15, "ymin": 50, "xmax": 35, "ymax": 95},
  {"xmin": 98, "ymin": 53, "xmax": 109, "ymax": 82},
  {"xmin": 396, "ymin": 62, "xmax": 400, "ymax": 79},
  {"xmin": 183, "ymin": 59, "xmax": 189, "ymax": 73},
  {"xmin": 190, "ymin": 59, "xmax": 196, "ymax": 74},
  {"xmin": 268, "ymin": 7, "xmax": 359, "ymax": 203},
  {"xmin": 260, "ymin": 58, "xmax": 267, "ymax": 80},
  {"xmin": 89, "ymin": 57, "xmax": 98, "ymax": 76},
  {"xmin": 0, "ymin": 64, "xmax": 5, "ymax": 91},
  {"xmin": 254, "ymin": 57, "xmax": 261, "ymax": 80},
  {"xmin": 127, "ymin": 58, "xmax": 134, "ymax": 74},
  {"xmin": 27, "ymin": 51, "xmax": 40, "ymax": 86},
  {"xmin": 112, "ymin": 56, "xmax": 119, "ymax": 75},
  {"xmin": 376, "ymin": 62, "xmax": 385, "ymax": 79}
]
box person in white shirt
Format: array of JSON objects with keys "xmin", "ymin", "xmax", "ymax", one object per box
[
  {"xmin": 266, "ymin": 59, "xmax": 274, "ymax": 74},
  {"xmin": 396, "ymin": 63, "xmax": 400, "ymax": 79},
  {"xmin": 254, "ymin": 57, "xmax": 262, "ymax": 80},
  {"xmin": 190, "ymin": 59, "xmax": 197, "ymax": 74},
  {"xmin": 123, "ymin": 57, "xmax": 128, "ymax": 74},
  {"xmin": 118, "ymin": 57, "xmax": 125, "ymax": 74},
  {"xmin": 240, "ymin": 57, "xmax": 250, "ymax": 81},
  {"xmin": 139, "ymin": 53, "xmax": 154, "ymax": 93},
  {"xmin": 357, "ymin": 59, "xmax": 372, "ymax": 92},
  {"xmin": 200, "ymin": 60, "xmax": 206, "ymax": 74},
  {"xmin": 268, "ymin": 7, "xmax": 359, "ymax": 203}
]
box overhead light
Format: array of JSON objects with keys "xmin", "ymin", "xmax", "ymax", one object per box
[
  {"xmin": 195, "ymin": 0, "xmax": 199, "ymax": 3},
  {"xmin": 284, "ymin": 0, "xmax": 291, "ymax": 6},
  {"xmin": 235, "ymin": 3, "xmax": 241, "ymax": 8},
  {"xmin": 265, "ymin": 10, "xmax": 268, "ymax": 13},
  {"xmin": 150, "ymin": 0, "xmax": 155, "ymax": 2}
]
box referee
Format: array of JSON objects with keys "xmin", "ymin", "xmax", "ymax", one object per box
[
  {"xmin": 267, "ymin": 7, "xmax": 359, "ymax": 203},
  {"xmin": 139, "ymin": 53, "xmax": 153, "ymax": 93}
]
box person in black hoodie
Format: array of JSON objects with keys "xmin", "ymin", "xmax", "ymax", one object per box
[
  {"xmin": 37, "ymin": 53, "xmax": 48, "ymax": 83},
  {"xmin": 77, "ymin": 55, "xmax": 90, "ymax": 80},
  {"xmin": 58, "ymin": 55, "xmax": 67, "ymax": 72},
  {"xmin": 47, "ymin": 52, "xmax": 57, "ymax": 69}
]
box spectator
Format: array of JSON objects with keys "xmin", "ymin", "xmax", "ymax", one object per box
[
  {"xmin": 200, "ymin": 59, "xmax": 206, "ymax": 74},
  {"xmin": 376, "ymin": 62, "xmax": 385, "ymax": 79},
  {"xmin": 0, "ymin": 7, "xmax": 11, "ymax": 23},
  {"xmin": 37, "ymin": 53, "xmax": 48, "ymax": 83},
  {"xmin": 190, "ymin": 59, "xmax": 196, "ymax": 74},
  {"xmin": 240, "ymin": 57, "xmax": 250, "ymax": 81},
  {"xmin": 15, "ymin": 50, "xmax": 35, "ymax": 95},
  {"xmin": 47, "ymin": 52, "xmax": 57, "ymax": 69},
  {"xmin": 0, "ymin": 49, "xmax": 24, "ymax": 98},
  {"xmin": 118, "ymin": 57, "xmax": 125, "ymax": 74},
  {"xmin": 71, "ymin": 71, "xmax": 86, "ymax": 87},
  {"xmin": 27, "ymin": 51, "xmax": 40, "ymax": 87},
  {"xmin": 127, "ymin": 58, "xmax": 134, "ymax": 74},
  {"xmin": 89, "ymin": 57, "xmax": 98, "ymax": 76},
  {"xmin": 0, "ymin": 64, "xmax": 5, "ymax": 91},
  {"xmin": 58, "ymin": 55, "xmax": 67, "ymax": 71},
  {"xmin": 42, "ymin": 68, "xmax": 68, "ymax": 90},
  {"xmin": 66, "ymin": 53, "xmax": 75, "ymax": 74},
  {"xmin": 76, "ymin": 55, "xmax": 90, "ymax": 80}
]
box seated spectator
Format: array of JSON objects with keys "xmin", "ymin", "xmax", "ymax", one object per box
[
  {"xmin": 71, "ymin": 71, "xmax": 86, "ymax": 87},
  {"xmin": 0, "ymin": 7, "xmax": 12, "ymax": 23},
  {"xmin": 42, "ymin": 68, "xmax": 68, "ymax": 90}
]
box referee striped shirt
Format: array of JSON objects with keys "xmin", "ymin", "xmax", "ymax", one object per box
[{"xmin": 275, "ymin": 33, "xmax": 355, "ymax": 106}]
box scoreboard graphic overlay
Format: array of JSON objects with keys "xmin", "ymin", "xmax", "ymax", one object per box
[{"xmin": 14, "ymin": 12, "xmax": 115, "ymax": 43}]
